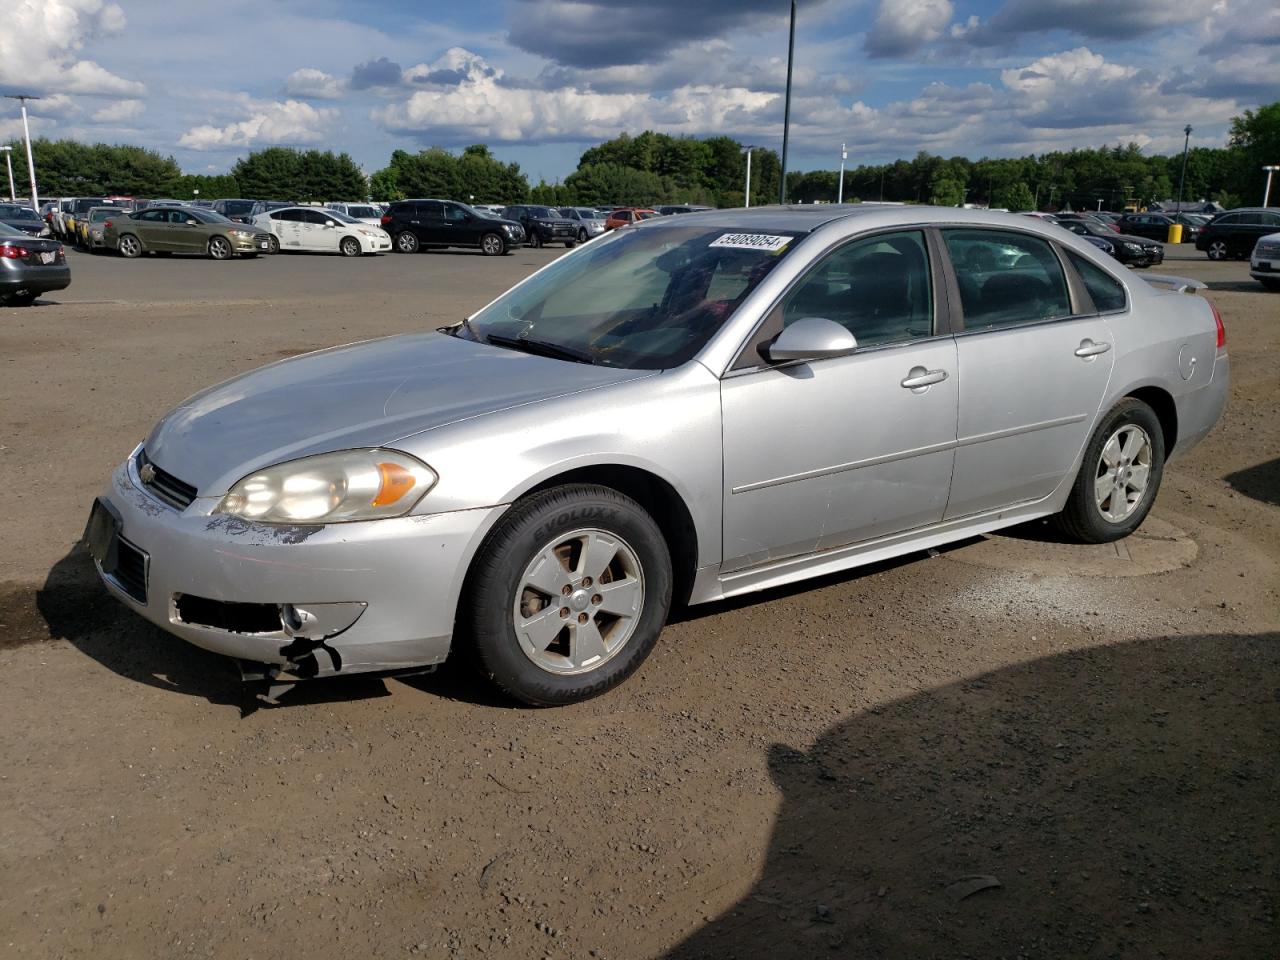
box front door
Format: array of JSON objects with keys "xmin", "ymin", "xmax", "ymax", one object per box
[
  {"xmin": 940, "ymin": 227, "xmax": 1115, "ymax": 519},
  {"xmin": 300, "ymin": 209, "xmax": 337, "ymax": 251},
  {"xmin": 721, "ymin": 229, "xmax": 958, "ymax": 571},
  {"xmin": 169, "ymin": 210, "xmax": 203, "ymax": 253}
]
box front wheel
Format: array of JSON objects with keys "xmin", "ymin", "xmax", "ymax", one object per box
[
  {"xmin": 480, "ymin": 232, "xmax": 506, "ymax": 257},
  {"xmin": 531, "ymin": 233, "xmax": 544, "ymax": 248},
  {"xmin": 117, "ymin": 234, "xmax": 142, "ymax": 258},
  {"xmin": 208, "ymin": 236, "xmax": 233, "ymax": 260},
  {"xmin": 395, "ymin": 231, "xmax": 419, "ymax": 254},
  {"xmin": 464, "ymin": 485, "xmax": 672, "ymax": 706},
  {"xmin": 1206, "ymin": 240, "xmax": 1227, "ymax": 261},
  {"xmin": 1052, "ymin": 398, "xmax": 1165, "ymax": 544},
  {"xmin": 340, "ymin": 236, "xmax": 361, "ymax": 257},
  {"xmin": 578, "ymin": 229, "xmax": 588, "ymax": 243}
]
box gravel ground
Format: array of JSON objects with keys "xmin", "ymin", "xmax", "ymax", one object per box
[{"xmin": 0, "ymin": 243, "xmax": 1276, "ymax": 960}]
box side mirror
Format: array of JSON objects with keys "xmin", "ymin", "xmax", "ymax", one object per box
[
  {"xmin": 325, "ymin": 220, "xmax": 337, "ymax": 228},
  {"xmin": 765, "ymin": 317, "xmax": 857, "ymax": 363}
]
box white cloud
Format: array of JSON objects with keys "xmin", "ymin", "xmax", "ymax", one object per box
[
  {"xmin": 865, "ymin": 0, "xmax": 954, "ymax": 57},
  {"xmin": 0, "ymin": 0, "xmax": 144, "ymax": 97},
  {"xmin": 285, "ymin": 68, "xmax": 346, "ymax": 100},
  {"xmin": 178, "ymin": 99, "xmax": 338, "ymax": 150},
  {"xmin": 91, "ymin": 98, "xmax": 144, "ymax": 123}
]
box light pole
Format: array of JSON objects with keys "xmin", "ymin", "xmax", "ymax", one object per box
[
  {"xmin": 779, "ymin": 0, "xmax": 796, "ymax": 205},
  {"xmin": 1, "ymin": 145, "xmax": 15, "ymax": 202},
  {"xmin": 1263, "ymin": 165, "xmax": 1279, "ymax": 207},
  {"xmin": 742, "ymin": 146, "xmax": 758, "ymax": 208},
  {"xmin": 5, "ymin": 95, "xmax": 42, "ymax": 211},
  {"xmin": 837, "ymin": 142, "xmax": 846, "ymax": 204},
  {"xmin": 1176, "ymin": 124, "xmax": 1192, "ymax": 214}
]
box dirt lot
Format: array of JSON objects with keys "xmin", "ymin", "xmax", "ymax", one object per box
[{"xmin": 1, "ymin": 243, "xmax": 1276, "ymax": 959}]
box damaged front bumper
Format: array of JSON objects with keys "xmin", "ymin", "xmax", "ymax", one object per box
[{"xmin": 89, "ymin": 453, "xmax": 502, "ymax": 678}]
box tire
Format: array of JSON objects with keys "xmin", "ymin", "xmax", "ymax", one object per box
[
  {"xmin": 1206, "ymin": 240, "xmax": 1227, "ymax": 261},
  {"xmin": 532, "ymin": 233, "xmax": 544, "ymax": 248},
  {"xmin": 565, "ymin": 239, "xmax": 576, "ymax": 248},
  {"xmin": 117, "ymin": 233, "xmax": 142, "ymax": 259},
  {"xmin": 208, "ymin": 236, "xmax": 233, "ymax": 260},
  {"xmin": 395, "ymin": 231, "xmax": 419, "ymax": 254},
  {"xmin": 1052, "ymin": 398, "xmax": 1165, "ymax": 544},
  {"xmin": 266, "ymin": 235, "xmax": 280, "ymax": 255},
  {"xmin": 3, "ymin": 292, "xmax": 37, "ymax": 307},
  {"xmin": 340, "ymin": 236, "xmax": 361, "ymax": 257},
  {"xmin": 578, "ymin": 229, "xmax": 588, "ymax": 243},
  {"xmin": 464, "ymin": 484, "xmax": 673, "ymax": 706},
  {"xmin": 480, "ymin": 232, "xmax": 506, "ymax": 257}
]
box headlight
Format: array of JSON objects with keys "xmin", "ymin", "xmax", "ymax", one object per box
[
  {"xmin": 1124, "ymin": 242, "xmax": 1142, "ymax": 251},
  {"xmin": 229, "ymin": 229, "xmax": 254, "ymax": 239},
  {"xmin": 216, "ymin": 449, "xmax": 437, "ymax": 524},
  {"xmin": 358, "ymin": 229, "xmax": 377, "ymax": 237}
]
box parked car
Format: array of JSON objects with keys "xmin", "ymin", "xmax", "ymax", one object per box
[
  {"xmin": 1054, "ymin": 219, "xmax": 1163, "ymax": 267},
  {"xmin": 1082, "ymin": 234, "xmax": 1117, "ymax": 258},
  {"xmin": 53, "ymin": 197, "xmax": 102, "ymax": 242},
  {"xmin": 1118, "ymin": 213, "xmax": 1202, "ymax": 244},
  {"xmin": 471, "ymin": 204, "xmax": 508, "ymax": 217},
  {"xmin": 0, "ymin": 203, "xmax": 52, "ymax": 238},
  {"xmin": 1053, "ymin": 212, "xmax": 1120, "ymax": 234},
  {"xmin": 325, "ymin": 202, "xmax": 385, "ymax": 226},
  {"xmin": 0, "ymin": 221, "xmax": 69, "ymax": 305},
  {"xmin": 656, "ymin": 205, "xmax": 713, "ymax": 216},
  {"xmin": 1249, "ymin": 232, "xmax": 1280, "ymax": 291},
  {"xmin": 84, "ymin": 207, "xmax": 1228, "ymax": 705},
  {"xmin": 105, "ymin": 206, "xmax": 272, "ymax": 259},
  {"xmin": 252, "ymin": 206, "xmax": 391, "ymax": 256},
  {"xmin": 1195, "ymin": 208, "xmax": 1280, "ymax": 261},
  {"xmin": 212, "ymin": 198, "xmax": 264, "ymax": 224},
  {"xmin": 502, "ymin": 205, "xmax": 579, "ymax": 248},
  {"xmin": 604, "ymin": 208, "xmax": 660, "ymax": 230},
  {"xmin": 382, "ymin": 199, "xmax": 524, "ymax": 255},
  {"xmin": 78, "ymin": 206, "xmax": 131, "ymax": 250},
  {"xmin": 555, "ymin": 207, "xmax": 607, "ymax": 243}
]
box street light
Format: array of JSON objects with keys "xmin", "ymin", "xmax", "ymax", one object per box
[
  {"xmin": 779, "ymin": 0, "xmax": 796, "ymax": 205},
  {"xmin": 5, "ymin": 95, "xmax": 42, "ymax": 211},
  {"xmin": 1176, "ymin": 124, "xmax": 1192, "ymax": 214},
  {"xmin": 741, "ymin": 145, "xmax": 759, "ymax": 208},
  {"xmin": 837, "ymin": 142, "xmax": 847, "ymax": 204},
  {"xmin": 1263, "ymin": 165, "xmax": 1279, "ymax": 207},
  {"xmin": 0, "ymin": 145, "xmax": 15, "ymax": 202}
]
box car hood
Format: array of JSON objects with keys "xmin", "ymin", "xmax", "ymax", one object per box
[
  {"xmin": 144, "ymin": 331, "xmax": 649, "ymax": 495},
  {"xmin": 531, "ymin": 217, "xmax": 576, "ymax": 227},
  {"xmin": 1117, "ymin": 233, "xmax": 1160, "ymax": 246}
]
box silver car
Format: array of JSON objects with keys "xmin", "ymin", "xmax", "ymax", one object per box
[
  {"xmin": 86, "ymin": 207, "xmax": 1228, "ymax": 704},
  {"xmin": 557, "ymin": 206, "xmax": 608, "ymax": 242}
]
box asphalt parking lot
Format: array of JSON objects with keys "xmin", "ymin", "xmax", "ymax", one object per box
[{"xmin": 1, "ymin": 243, "xmax": 1277, "ymax": 959}]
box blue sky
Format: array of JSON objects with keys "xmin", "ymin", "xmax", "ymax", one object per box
[{"xmin": 2, "ymin": 0, "xmax": 1276, "ymax": 186}]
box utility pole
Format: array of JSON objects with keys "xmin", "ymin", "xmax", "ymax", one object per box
[
  {"xmin": 779, "ymin": 0, "xmax": 796, "ymax": 205},
  {"xmin": 5, "ymin": 95, "xmax": 42, "ymax": 211},
  {"xmin": 837, "ymin": 142, "xmax": 846, "ymax": 204},
  {"xmin": 1263, "ymin": 165, "xmax": 1279, "ymax": 207},
  {"xmin": 1, "ymin": 145, "xmax": 15, "ymax": 202},
  {"xmin": 742, "ymin": 146, "xmax": 756, "ymax": 208},
  {"xmin": 1176, "ymin": 124, "xmax": 1192, "ymax": 214},
  {"xmin": 879, "ymin": 167, "xmax": 885, "ymax": 201}
]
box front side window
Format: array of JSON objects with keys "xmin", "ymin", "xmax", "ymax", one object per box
[
  {"xmin": 442, "ymin": 203, "xmax": 468, "ymax": 221},
  {"xmin": 944, "ymin": 229, "xmax": 1072, "ymax": 330},
  {"xmin": 302, "ymin": 209, "xmax": 331, "ymax": 225},
  {"xmin": 1066, "ymin": 251, "xmax": 1127, "ymax": 313},
  {"xmin": 778, "ymin": 230, "xmax": 934, "ymax": 348}
]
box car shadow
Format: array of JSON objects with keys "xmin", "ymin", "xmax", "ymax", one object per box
[
  {"xmin": 1225, "ymin": 457, "xmax": 1280, "ymax": 507},
  {"xmin": 665, "ymin": 631, "xmax": 1279, "ymax": 959},
  {"xmin": 1205, "ymin": 279, "xmax": 1266, "ymax": 292}
]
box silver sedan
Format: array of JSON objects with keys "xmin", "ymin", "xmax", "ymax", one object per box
[{"xmin": 87, "ymin": 206, "xmax": 1228, "ymax": 704}]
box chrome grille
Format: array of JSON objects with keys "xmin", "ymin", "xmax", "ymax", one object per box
[{"xmin": 136, "ymin": 450, "xmax": 198, "ymax": 510}]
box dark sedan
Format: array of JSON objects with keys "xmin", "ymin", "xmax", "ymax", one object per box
[
  {"xmin": 501, "ymin": 205, "xmax": 579, "ymax": 248},
  {"xmin": 0, "ymin": 221, "xmax": 70, "ymax": 306},
  {"xmin": 1118, "ymin": 213, "xmax": 1203, "ymax": 244},
  {"xmin": 0, "ymin": 203, "xmax": 52, "ymax": 238},
  {"xmin": 1055, "ymin": 220, "xmax": 1163, "ymax": 267}
]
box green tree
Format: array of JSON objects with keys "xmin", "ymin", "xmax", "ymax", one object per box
[
  {"xmin": 230, "ymin": 147, "xmax": 365, "ymax": 201},
  {"xmin": 166, "ymin": 173, "xmax": 239, "ymax": 201},
  {"xmin": 929, "ymin": 175, "xmax": 966, "ymax": 207},
  {"xmin": 1227, "ymin": 102, "xmax": 1280, "ymax": 203},
  {"xmin": 564, "ymin": 162, "xmax": 671, "ymax": 206},
  {"xmin": 368, "ymin": 146, "xmax": 528, "ymax": 204},
  {"xmin": 995, "ymin": 182, "xmax": 1036, "ymax": 211}
]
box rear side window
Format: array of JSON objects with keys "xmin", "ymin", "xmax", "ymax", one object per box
[
  {"xmin": 944, "ymin": 229, "xmax": 1072, "ymax": 330},
  {"xmin": 1066, "ymin": 252, "xmax": 1127, "ymax": 313}
]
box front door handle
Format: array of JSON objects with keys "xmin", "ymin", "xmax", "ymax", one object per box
[
  {"xmin": 1075, "ymin": 338, "xmax": 1112, "ymax": 358},
  {"xmin": 900, "ymin": 367, "xmax": 948, "ymax": 390}
]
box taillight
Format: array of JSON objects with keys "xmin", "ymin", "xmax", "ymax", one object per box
[
  {"xmin": 0, "ymin": 243, "xmax": 29, "ymax": 259},
  {"xmin": 380, "ymin": 214, "xmax": 392, "ymax": 226},
  {"xmin": 104, "ymin": 220, "xmax": 113, "ymax": 228},
  {"xmin": 1211, "ymin": 301, "xmax": 1226, "ymax": 349}
]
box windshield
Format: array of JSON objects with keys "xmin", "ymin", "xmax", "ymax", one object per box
[
  {"xmin": 347, "ymin": 206, "xmax": 378, "ymax": 218},
  {"xmin": 189, "ymin": 209, "xmax": 233, "ymax": 224},
  {"xmin": 576, "ymin": 208, "xmax": 600, "ymax": 219},
  {"xmin": 465, "ymin": 223, "xmax": 804, "ymax": 369},
  {"xmin": 0, "ymin": 205, "xmax": 40, "ymax": 221},
  {"xmin": 528, "ymin": 206, "xmax": 556, "ymax": 219},
  {"xmin": 330, "ymin": 211, "xmax": 361, "ymax": 224},
  {"xmin": 73, "ymin": 199, "xmax": 103, "ymax": 215},
  {"xmin": 221, "ymin": 200, "xmax": 256, "ymax": 215},
  {"xmin": 91, "ymin": 208, "xmax": 125, "ymax": 222}
]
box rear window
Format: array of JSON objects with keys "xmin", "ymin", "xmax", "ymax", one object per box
[
  {"xmin": 944, "ymin": 229, "xmax": 1073, "ymax": 330},
  {"xmin": 1066, "ymin": 251, "xmax": 1127, "ymax": 313}
]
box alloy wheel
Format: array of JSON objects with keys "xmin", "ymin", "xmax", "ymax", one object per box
[
  {"xmin": 118, "ymin": 235, "xmax": 141, "ymax": 258},
  {"xmin": 1207, "ymin": 240, "xmax": 1227, "ymax": 261},
  {"xmin": 1094, "ymin": 424, "xmax": 1153, "ymax": 523},
  {"xmin": 481, "ymin": 233, "xmax": 504, "ymax": 256},
  {"xmin": 512, "ymin": 528, "xmax": 645, "ymax": 676},
  {"xmin": 208, "ymin": 236, "xmax": 232, "ymax": 260},
  {"xmin": 396, "ymin": 232, "xmax": 418, "ymax": 253},
  {"xmin": 340, "ymin": 236, "xmax": 361, "ymax": 257}
]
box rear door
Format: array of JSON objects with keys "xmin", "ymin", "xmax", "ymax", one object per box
[
  {"xmin": 941, "ymin": 227, "xmax": 1114, "ymax": 519},
  {"xmin": 131, "ymin": 209, "xmax": 167, "ymax": 247}
]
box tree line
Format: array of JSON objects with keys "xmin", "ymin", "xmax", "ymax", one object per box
[{"xmin": 6, "ymin": 100, "xmax": 1275, "ymax": 210}]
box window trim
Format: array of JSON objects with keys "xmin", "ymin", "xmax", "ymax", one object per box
[{"xmin": 726, "ymin": 224, "xmax": 953, "ymax": 374}]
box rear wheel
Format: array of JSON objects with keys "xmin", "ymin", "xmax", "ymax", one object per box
[
  {"xmin": 117, "ymin": 234, "xmax": 142, "ymax": 258},
  {"xmin": 340, "ymin": 236, "xmax": 361, "ymax": 257},
  {"xmin": 266, "ymin": 235, "xmax": 280, "ymax": 255},
  {"xmin": 1206, "ymin": 240, "xmax": 1228, "ymax": 261},
  {"xmin": 395, "ymin": 231, "xmax": 419, "ymax": 254},
  {"xmin": 480, "ymin": 232, "xmax": 506, "ymax": 256},
  {"xmin": 208, "ymin": 236, "xmax": 233, "ymax": 260},
  {"xmin": 464, "ymin": 485, "xmax": 672, "ymax": 706},
  {"xmin": 1052, "ymin": 398, "xmax": 1165, "ymax": 544}
]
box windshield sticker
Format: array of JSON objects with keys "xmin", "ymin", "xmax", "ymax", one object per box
[{"xmin": 708, "ymin": 233, "xmax": 792, "ymax": 253}]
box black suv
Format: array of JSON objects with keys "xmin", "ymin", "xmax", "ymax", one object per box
[
  {"xmin": 1195, "ymin": 208, "xmax": 1280, "ymax": 260},
  {"xmin": 501, "ymin": 205, "xmax": 579, "ymax": 248},
  {"xmin": 382, "ymin": 199, "xmax": 524, "ymax": 256},
  {"xmin": 1118, "ymin": 212, "xmax": 1203, "ymax": 244}
]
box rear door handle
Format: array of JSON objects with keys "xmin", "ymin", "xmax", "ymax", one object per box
[
  {"xmin": 901, "ymin": 367, "xmax": 948, "ymax": 390},
  {"xmin": 1075, "ymin": 339, "xmax": 1112, "ymax": 358}
]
